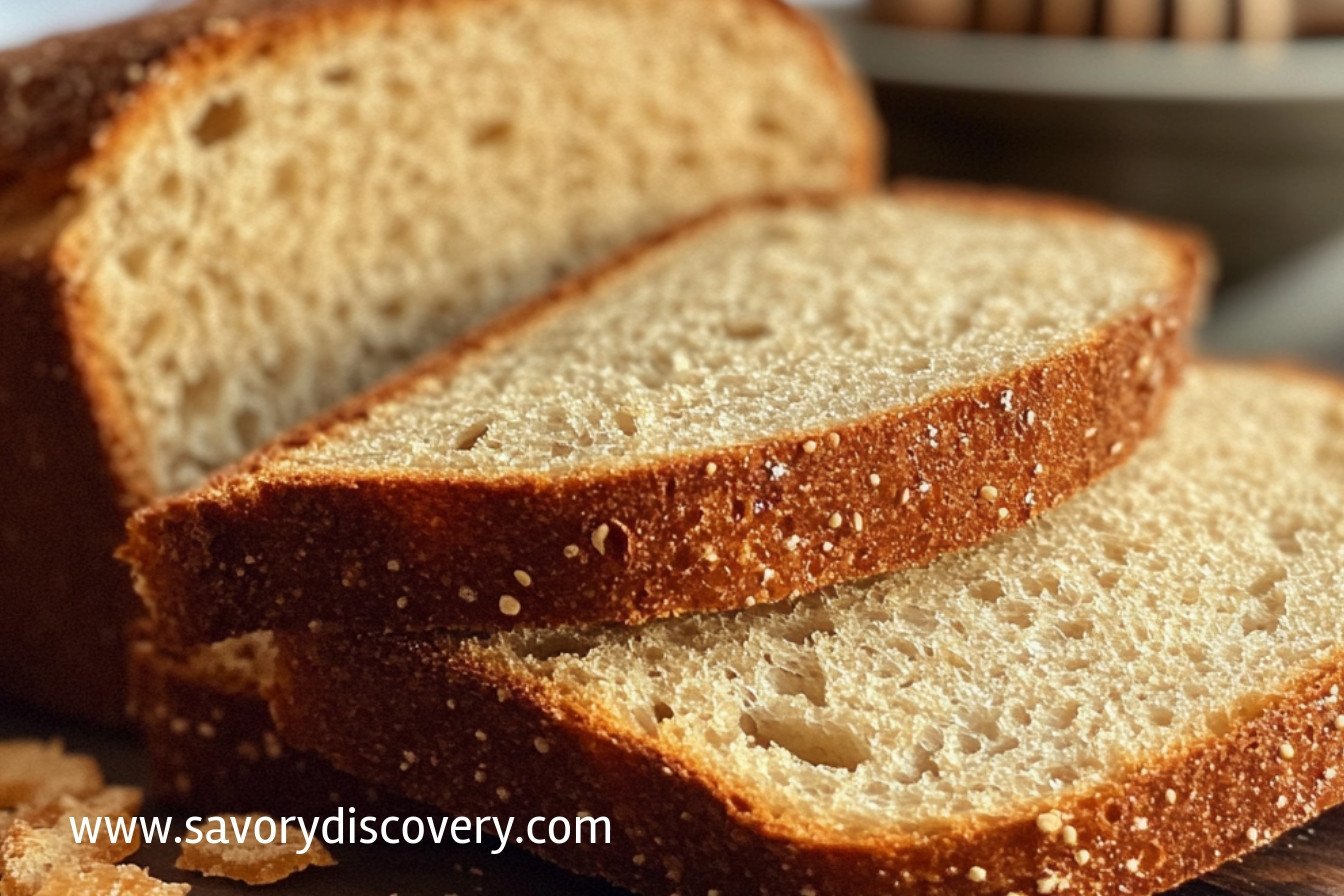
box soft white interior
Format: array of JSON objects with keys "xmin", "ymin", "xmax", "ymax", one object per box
[
  {"xmin": 485, "ymin": 367, "xmax": 1344, "ymax": 836},
  {"xmin": 71, "ymin": 0, "xmax": 864, "ymax": 493},
  {"xmin": 280, "ymin": 195, "xmax": 1177, "ymax": 476}
]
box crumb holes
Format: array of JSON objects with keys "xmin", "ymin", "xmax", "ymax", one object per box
[
  {"xmin": 673, "ymin": 148, "xmax": 702, "ymax": 169},
  {"xmin": 753, "ymin": 112, "xmax": 787, "ymax": 136},
  {"xmin": 970, "ymin": 579, "xmax": 1004, "ymax": 602},
  {"xmin": 1094, "ymin": 568, "xmax": 1122, "ymax": 589},
  {"xmin": 385, "ymin": 76, "xmax": 415, "ymax": 99},
  {"xmin": 899, "ymin": 355, "xmax": 932, "ymax": 375},
  {"xmin": 1102, "ymin": 801, "xmax": 1124, "ymax": 826},
  {"xmin": 1047, "ymin": 765, "xmax": 1081, "ymax": 785},
  {"xmin": 1248, "ymin": 566, "xmax": 1287, "ymax": 598},
  {"xmin": 322, "ymin": 65, "xmax": 356, "ymax": 84},
  {"xmin": 518, "ymin": 632, "xmax": 594, "ymax": 661},
  {"xmin": 730, "ymin": 498, "xmax": 748, "ymax": 522},
  {"xmin": 455, "ymin": 421, "xmax": 490, "ymax": 451},
  {"xmin": 233, "ymin": 408, "xmax": 264, "ymax": 449},
  {"xmin": 740, "ymin": 711, "xmax": 870, "ymax": 771},
  {"xmin": 272, "ymin": 158, "xmax": 301, "ymax": 199},
  {"xmin": 1043, "ymin": 700, "xmax": 1080, "ymax": 729},
  {"xmin": 652, "ymin": 701, "xmax": 674, "ymax": 723},
  {"xmin": 470, "ymin": 120, "xmax": 514, "ymax": 147},
  {"xmin": 192, "ymin": 95, "xmax": 249, "ymax": 147},
  {"xmin": 724, "ymin": 320, "xmax": 771, "ymax": 342},
  {"xmin": 614, "ymin": 409, "xmax": 638, "ymax": 437},
  {"xmin": 158, "ymin": 172, "xmax": 183, "ymax": 200},
  {"xmin": 1148, "ymin": 705, "xmax": 1175, "ymax": 727},
  {"xmin": 769, "ymin": 664, "xmax": 827, "ymax": 707},
  {"xmin": 181, "ymin": 368, "xmax": 223, "ymax": 416},
  {"xmin": 1057, "ymin": 618, "xmax": 1092, "ymax": 640},
  {"xmin": 119, "ymin": 245, "xmax": 150, "ymax": 280},
  {"xmin": 132, "ymin": 311, "xmax": 168, "ymax": 354}
]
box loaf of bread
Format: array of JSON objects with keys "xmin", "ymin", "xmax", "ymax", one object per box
[
  {"xmin": 127, "ymin": 185, "xmax": 1206, "ymax": 647},
  {"xmin": 270, "ymin": 364, "xmax": 1344, "ymax": 896},
  {"xmin": 0, "ymin": 0, "xmax": 877, "ymax": 721}
]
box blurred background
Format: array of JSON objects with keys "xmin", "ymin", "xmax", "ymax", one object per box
[{"xmin": 5, "ymin": 0, "xmax": 1344, "ymax": 366}]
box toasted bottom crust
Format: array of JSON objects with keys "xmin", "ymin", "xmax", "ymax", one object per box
[
  {"xmin": 271, "ymin": 627, "xmax": 1344, "ymax": 896},
  {"xmin": 127, "ymin": 635, "xmax": 411, "ymax": 815}
]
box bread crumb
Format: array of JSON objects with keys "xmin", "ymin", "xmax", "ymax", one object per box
[
  {"xmin": 899, "ymin": 488, "xmax": 912, "ymax": 505},
  {"xmin": 1084, "ymin": 427, "xmax": 1098, "ymax": 439},
  {"xmin": 997, "ymin": 507, "xmax": 1009, "ymax": 520},
  {"xmin": 533, "ymin": 738, "xmax": 550, "ymax": 754},
  {"xmin": 802, "ymin": 440, "xmax": 818, "ymax": 454},
  {"xmin": 1245, "ymin": 827, "xmax": 1259, "ymax": 843},
  {"xmin": 513, "ymin": 570, "xmax": 533, "ymax": 587},
  {"xmin": 395, "ymin": 597, "xmax": 408, "ymax": 609},
  {"xmin": 34, "ymin": 864, "xmax": 188, "ymax": 895},
  {"xmin": 458, "ymin": 586, "xmax": 478, "ymax": 603},
  {"xmin": 1036, "ymin": 811, "xmax": 1063, "ymax": 834},
  {"xmin": 563, "ymin": 544, "xmax": 580, "ymax": 559},
  {"xmin": 1061, "ymin": 825, "xmax": 1077, "ymax": 846},
  {"xmin": 1125, "ymin": 857, "xmax": 1141, "ymax": 872},
  {"xmin": 1165, "ymin": 788, "xmax": 1178, "ymax": 805},
  {"xmin": 0, "ymin": 741, "xmax": 102, "ymax": 809},
  {"xmin": 978, "ymin": 485, "xmax": 999, "ymax": 502},
  {"xmin": 499, "ymin": 596, "xmax": 521, "ymax": 616},
  {"xmin": 827, "ymin": 512, "xmax": 843, "ymax": 529},
  {"xmin": 591, "ymin": 524, "xmax": 610, "ymax": 555},
  {"xmin": 704, "ymin": 461, "xmax": 718, "ymax": 475},
  {"xmin": 1326, "ymin": 768, "xmax": 1338, "ymax": 780},
  {"xmin": 1133, "ymin": 817, "xmax": 1148, "ymax": 831},
  {"xmin": 827, "ymin": 432, "xmax": 840, "ymax": 448},
  {"xmin": 176, "ymin": 813, "xmax": 335, "ymax": 885},
  {"xmin": 1110, "ymin": 441, "xmax": 1124, "ymax": 456},
  {"xmin": 1280, "ymin": 743, "xmax": 1296, "ymax": 760},
  {"xmin": 868, "ymin": 473, "xmax": 881, "ymax": 486},
  {"xmin": 386, "ymin": 560, "xmax": 401, "ymax": 572},
  {"xmin": 1335, "ymin": 714, "xmax": 1344, "ymax": 730},
  {"xmin": 1074, "ymin": 850, "xmax": 1089, "ymax": 865},
  {"xmin": 966, "ymin": 866, "xmax": 987, "ymax": 882}
]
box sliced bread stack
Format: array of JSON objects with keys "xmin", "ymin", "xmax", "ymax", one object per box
[
  {"xmin": 0, "ymin": 0, "xmax": 877, "ymax": 730},
  {"xmin": 119, "ymin": 186, "xmax": 1304, "ymax": 896}
]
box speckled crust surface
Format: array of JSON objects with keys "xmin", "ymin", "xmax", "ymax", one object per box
[
  {"xmin": 0, "ymin": 0, "xmax": 877, "ymax": 723},
  {"xmin": 126, "ymin": 632, "xmax": 416, "ymax": 816},
  {"xmin": 126, "ymin": 185, "xmax": 1209, "ymax": 647},
  {"xmin": 270, "ymin": 597, "xmax": 1344, "ymax": 896}
]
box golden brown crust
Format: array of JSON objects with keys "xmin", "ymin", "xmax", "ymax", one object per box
[
  {"xmin": 270, "ymin": 591, "xmax": 1344, "ymax": 896},
  {"xmin": 126, "ymin": 185, "xmax": 1209, "ymax": 646},
  {"xmin": 1, "ymin": 0, "xmax": 876, "ymax": 721},
  {"xmin": 127, "ymin": 633, "xmax": 413, "ymax": 815}
]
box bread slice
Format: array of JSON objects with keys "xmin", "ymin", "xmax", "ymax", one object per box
[
  {"xmin": 0, "ymin": 0, "xmax": 876, "ymax": 721},
  {"xmin": 269, "ymin": 363, "xmax": 1344, "ymax": 896},
  {"xmin": 127, "ymin": 185, "xmax": 1207, "ymax": 646}
]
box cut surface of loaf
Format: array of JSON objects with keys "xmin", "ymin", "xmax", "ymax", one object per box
[
  {"xmin": 128, "ymin": 185, "xmax": 1206, "ymax": 645},
  {"xmin": 37, "ymin": 0, "xmax": 875, "ymax": 495},
  {"xmin": 0, "ymin": 0, "xmax": 875, "ymax": 722},
  {"xmin": 271, "ymin": 364, "xmax": 1344, "ymax": 896}
]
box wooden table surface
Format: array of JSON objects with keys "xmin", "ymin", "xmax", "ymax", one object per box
[{"xmin": 5, "ymin": 706, "xmax": 1342, "ymax": 896}]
